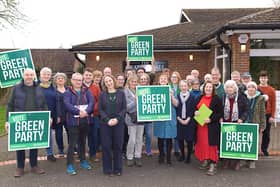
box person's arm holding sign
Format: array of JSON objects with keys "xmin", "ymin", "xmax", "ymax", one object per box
[{"xmin": 5, "ymin": 87, "xmax": 16, "ymax": 132}]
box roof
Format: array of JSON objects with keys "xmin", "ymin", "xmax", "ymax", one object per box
[
  {"xmin": 71, "ymin": 22, "xmax": 212, "ymax": 52},
  {"xmin": 199, "ymin": 8, "xmax": 280, "ymax": 44},
  {"xmin": 0, "ymin": 49, "xmax": 76, "ymax": 75},
  {"xmin": 71, "ymin": 8, "xmax": 280, "ymax": 52},
  {"xmin": 180, "ymin": 8, "xmax": 268, "ymax": 23}
]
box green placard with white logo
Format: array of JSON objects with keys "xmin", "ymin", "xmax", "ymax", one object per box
[
  {"xmin": 8, "ymin": 111, "xmax": 50, "ymax": 151},
  {"xmin": 127, "ymin": 35, "xmax": 153, "ymax": 61},
  {"xmin": 136, "ymin": 85, "xmax": 171, "ymax": 122},
  {"xmin": 0, "ymin": 49, "xmax": 36, "ymax": 88},
  {"xmin": 220, "ymin": 122, "xmax": 259, "ymax": 160}
]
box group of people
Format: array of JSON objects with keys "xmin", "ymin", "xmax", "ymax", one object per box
[{"xmin": 5, "ymin": 64, "xmax": 276, "ymax": 177}]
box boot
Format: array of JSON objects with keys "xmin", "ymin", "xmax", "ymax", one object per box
[
  {"xmin": 206, "ymin": 163, "xmax": 216, "ymax": 176},
  {"xmin": 185, "ymin": 153, "xmax": 191, "ymax": 164},
  {"xmin": 199, "ymin": 160, "xmax": 209, "ymax": 170},
  {"xmin": 158, "ymin": 156, "xmax": 164, "ymax": 164},
  {"xmin": 135, "ymin": 158, "xmax": 142, "ymax": 167}
]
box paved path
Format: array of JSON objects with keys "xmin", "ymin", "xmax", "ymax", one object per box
[{"xmin": 1, "ymin": 134, "xmax": 280, "ymax": 187}]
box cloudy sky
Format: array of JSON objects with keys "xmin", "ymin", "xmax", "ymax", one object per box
[{"xmin": 0, "ymin": 0, "xmax": 276, "ymax": 48}]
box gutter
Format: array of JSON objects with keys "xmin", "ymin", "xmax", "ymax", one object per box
[
  {"xmin": 200, "ymin": 23, "xmax": 280, "ymax": 79},
  {"xmin": 199, "ymin": 23, "xmax": 280, "ymax": 45},
  {"xmin": 74, "ymin": 53, "xmax": 86, "ymax": 69}
]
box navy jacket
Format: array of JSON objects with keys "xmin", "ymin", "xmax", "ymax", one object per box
[
  {"xmin": 6, "ymin": 80, "xmax": 48, "ymax": 119},
  {"xmin": 64, "ymin": 86, "xmax": 94, "ymax": 126},
  {"xmin": 176, "ymin": 94, "xmax": 196, "ymax": 141},
  {"xmin": 98, "ymin": 90, "xmax": 126, "ymax": 126}
]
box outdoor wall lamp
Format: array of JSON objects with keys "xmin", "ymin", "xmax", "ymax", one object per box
[
  {"xmin": 96, "ymin": 55, "xmax": 100, "ymax": 62},
  {"xmin": 189, "ymin": 54, "xmax": 194, "ymax": 61},
  {"xmin": 238, "ymin": 34, "xmax": 249, "ymax": 53},
  {"xmin": 240, "ymin": 44, "xmax": 247, "ymax": 53}
]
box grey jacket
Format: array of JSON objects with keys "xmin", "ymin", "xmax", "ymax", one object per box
[{"xmin": 124, "ymin": 88, "xmax": 139, "ymax": 125}]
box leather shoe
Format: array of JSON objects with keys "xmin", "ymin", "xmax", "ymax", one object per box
[
  {"xmin": 47, "ymin": 155, "xmax": 56, "ymax": 162},
  {"xmin": 31, "ymin": 166, "xmax": 45, "ymax": 174},
  {"xmin": 14, "ymin": 168, "xmax": 24, "ymax": 177}
]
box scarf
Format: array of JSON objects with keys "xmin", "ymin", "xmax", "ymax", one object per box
[
  {"xmin": 224, "ymin": 93, "xmax": 239, "ymax": 122},
  {"xmin": 180, "ymin": 92, "xmax": 190, "ymax": 119}
]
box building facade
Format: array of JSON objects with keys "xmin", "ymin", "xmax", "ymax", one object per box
[{"xmin": 71, "ymin": 8, "xmax": 280, "ymax": 88}]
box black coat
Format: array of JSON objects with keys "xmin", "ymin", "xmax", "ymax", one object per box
[
  {"xmin": 98, "ymin": 90, "xmax": 127, "ymax": 126},
  {"xmin": 195, "ymin": 95, "xmax": 223, "ymax": 146},
  {"xmin": 176, "ymin": 94, "xmax": 196, "ymax": 141},
  {"xmin": 222, "ymin": 93, "xmax": 249, "ymax": 122}
]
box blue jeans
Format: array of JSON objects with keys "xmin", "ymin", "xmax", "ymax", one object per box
[
  {"xmin": 144, "ymin": 123, "xmax": 153, "ymax": 154},
  {"xmin": 46, "ymin": 129, "xmax": 54, "ymax": 156},
  {"xmin": 88, "ymin": 116, "xmax": 101, "ymax": 157}
]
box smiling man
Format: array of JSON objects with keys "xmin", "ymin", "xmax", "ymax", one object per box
[{"xmin": 5, "ymin": 68, "xmax": 48, "ymax": 177}]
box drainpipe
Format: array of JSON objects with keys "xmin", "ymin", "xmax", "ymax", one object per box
[
  {"xmin": 74, "ymin": 53, "xmax": 86, "ymax": 72},
  {"xmin": 216, "ymin": 31, "xmax": 232, "ymax": 81}
]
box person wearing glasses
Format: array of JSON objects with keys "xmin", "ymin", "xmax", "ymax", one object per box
[{"xmin": 64, "ymin": 73, "xmax": 94, "ymax": 175}]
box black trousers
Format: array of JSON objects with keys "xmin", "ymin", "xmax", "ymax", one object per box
[
  {"xmin": 16, "ymin": 149, "xmax": 38, "ymax": 169},
  {"xmin": 261, "ymin": 114, "xmax": 272, "ymax": 153},
  {"xmin": 178, "ymin": 140, "xmax": 193, "ymax": 159},
  {"xmin": 67, "ymin": 123, "xmax": 89, "ymax": 165},
  {"xmin": 100, "ymin": 123, "xmax": 124, "ymax": 174},
  {"xmin": 158, "ymin": 138, "xmax": 172, "ymax": 162},
  {"xmin": 122, "ymin": 124, "xmax": 129, "ymax": 154}
]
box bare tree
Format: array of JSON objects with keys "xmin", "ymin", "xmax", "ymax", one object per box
[
  {"xmin": 272, "ymin": 0, "xmax": 280, "ymax": 7},
  {"xmin": 0, "ymin": 0, "xmax": 27, "ymax": 29}
]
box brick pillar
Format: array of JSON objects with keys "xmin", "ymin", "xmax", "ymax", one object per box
[{"xmin": 229, "ymin": 34, "xmax": 251, "ymax": 73}]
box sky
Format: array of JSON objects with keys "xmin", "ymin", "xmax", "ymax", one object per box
[{"xmin": 0, "ymin": 0, "xmax": 276, "ymax": 49}]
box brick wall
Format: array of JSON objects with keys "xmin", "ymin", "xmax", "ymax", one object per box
[
  {"xmin": 229, "ymin": 34, "xmax": 251, "ymax": 73},
  {"xmin": 85, "ymin": 51, "xmax": 213, "ymax": 80}
]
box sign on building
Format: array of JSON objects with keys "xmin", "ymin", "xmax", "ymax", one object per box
[
  {"xmin": 136, "ymin": 85, "xmax": 171, "ymax": 122},
  {"xmin": 220, "ymin": 122, "xmax": 259, "ymax": 160},
  {"xmin": 0, "ymin": 49, "xmax": 35, "ymax": 88},
  {"xmin": 127, "ymin": 35, "xmax": 153, "ymax": 61},
  {"xmin": 8, "ymin": 111, "xmax": 50, "ymax": 151},
  {"xmin": 127, "ymin": 60, "xmax": 168, "ymax": 72}
]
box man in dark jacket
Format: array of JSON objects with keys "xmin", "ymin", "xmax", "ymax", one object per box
[
  {"xmin": 5, "ymin": 68, "xmax": 48, "ymax": 177},
  {"xmin": 64, "ymin": 72, "xmax": 94, "ymax": 175}
]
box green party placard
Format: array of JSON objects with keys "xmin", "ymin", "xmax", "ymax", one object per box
[
  {"xmin": 8, "ymin": 111, "xmax": 50, "ymax": 151},
  {"xmin": 0, "ymin": 49, "xmax": 35, "ymax": 88},
  {"xmin": 220, "ymin": 122, "xmax": 259, "ymax": 160},
  {"xmin": 136, "ymin": 85, "xmax": 171, "ymax": 122},
  {"xmin": 127, "ymin": 35, "xmax": 153, "ymax": 61}
]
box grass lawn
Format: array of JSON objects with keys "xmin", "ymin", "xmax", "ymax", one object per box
[{"xmin": 0, "ymin": 105, "xmax": 7, "ymax": 136}]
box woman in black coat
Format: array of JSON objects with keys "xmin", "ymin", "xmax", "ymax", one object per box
[
  {"xmin": 222, "ymin": 80, "xmax": 249, "ymax": 170},
  {"xmin": 173, "ymin": 80, "xmax": 196, "ymax": 163},
  {"xmin": 194, "ymin": 82, "xmax": 223, "ymax": 176},
  {"xmin": 99, "ymin": 75, "xmax": 127, "ymax": 176}
]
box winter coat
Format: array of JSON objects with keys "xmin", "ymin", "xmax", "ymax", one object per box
[
  {"xmin": 176, "ymin": 93, "xmax": 196, "ymax": 141},
  {"xmin": 154, "ymin": 89, "xmax": 177, "ymax": 139},
  {"xmin": 245, "ymin": 91, "xmax": 266, "ymax": 129},
  {"xmin": 195, "ymin": 95, "xmax": 223, "ymax": 146},
  {"xmin": 64, "ymin": 86, "xmax": 94, "ymax": 126},
  {"xmin": 98, "ymin": 90, "xmax": 127, "ymax": 126}
]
